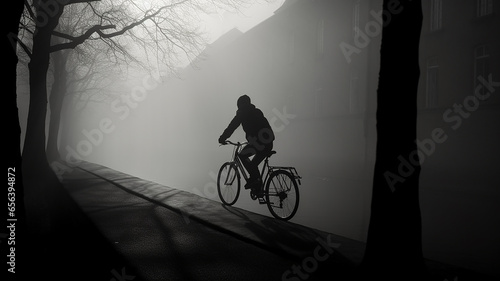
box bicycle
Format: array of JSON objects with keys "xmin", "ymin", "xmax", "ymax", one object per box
[{"xmin": 217, "ymin": 140, "xmax": 302, "ymax": 220}]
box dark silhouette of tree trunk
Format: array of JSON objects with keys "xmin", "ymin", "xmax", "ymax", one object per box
[
  {"xmin": 4, "ymin": 1, "xmax": 26, "ymax": 279},
  {"xmin": 22, "ymin": 1, "xmax": 65, "ymax": 183},
  {"xmin": 361, "ymin": 0, "xmax": 427, "ymax": 280},
  {"xmin": 20, "ymin": 2, "xmax": 68, "ymax": 276}
]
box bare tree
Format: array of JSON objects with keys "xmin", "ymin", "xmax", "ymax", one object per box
[
  {"xmin": 18, "ymin": 0, "xmax": 258, "ymax": 183},
  {"xmin": 45, "ymin": 5, "xmax": 133, "ymax": 162}
]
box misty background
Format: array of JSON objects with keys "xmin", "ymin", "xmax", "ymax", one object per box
[{"xmin": 16, "ymin": 0, "xmax": 499, "ymax": 277}]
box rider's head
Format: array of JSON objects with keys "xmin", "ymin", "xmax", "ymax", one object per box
[{"xmin": 237, "ymin": 95, "xmax": 251, "ymax": 109}]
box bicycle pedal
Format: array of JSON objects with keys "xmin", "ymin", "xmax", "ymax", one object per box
[{"xmin": 258, "ymin": 198, "xmax": 267, "ymax": 204}]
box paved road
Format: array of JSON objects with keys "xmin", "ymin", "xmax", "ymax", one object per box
[
  {"xmin": 59, "ymin": 163, "xmax": 355, "ymax": 281},
  {"xmin": 41, "ymin": 161, "xmax": 495, "ymax": 281}
]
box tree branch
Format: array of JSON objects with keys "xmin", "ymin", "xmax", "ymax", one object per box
[
  {"xmin": 50, "ymin": 24, "xmax": 115, "ymax": 52},
  {"xmin": 50, "ymin": 0, "xmax": 190, "ymax": 53}
]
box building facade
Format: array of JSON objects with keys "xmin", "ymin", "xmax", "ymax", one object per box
[{"xmin": 158, "ymin": 0, "xmax": 499, "ymax": 275}]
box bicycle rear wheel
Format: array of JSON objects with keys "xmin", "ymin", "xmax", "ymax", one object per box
[
  {"xmin": 217, "ymin": 162, "xmax": 240, "ymax": 205},
  {"xmin": 265, "ymin": 170, "xmax": 299, "ymax": 220}
]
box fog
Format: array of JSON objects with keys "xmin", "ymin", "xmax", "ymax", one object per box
[
  {"xmin": 16, "ymin": 0, "xmax": 500, "ymax": 277},
  {"xmin": 79, "ymin": 85, "xmax": 373, "ymax": 238},
  {"xmin": 67, "ymin": 33, "xmax": 375, "ymax": 244}
]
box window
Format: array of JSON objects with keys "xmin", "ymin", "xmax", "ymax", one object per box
[
  {"xmin": 476, "ymin": 0, "xmax": 493, "ymax": 17},
  {"xmin": 426, "ymin": 57, "xmax": 439, "ymax": 108},
  {"xmin": 430, "ymin": 0, "xmax": 442, "ymax": 31},
  {"xmin": 474, "ymin": 45, "xmax": 490, "ymax": 96},
  {"xmin": 317, "ymin": 19, "xmax": 325, "ymax": 58}
]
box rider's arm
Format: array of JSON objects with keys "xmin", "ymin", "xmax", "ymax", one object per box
[{"xmin": 219, "ymin": 111, "xmax": 242, "ymax": 143}]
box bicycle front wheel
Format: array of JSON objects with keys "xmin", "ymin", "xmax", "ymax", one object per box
[
  {"xmin": 217, "ymin": 162, "xmax": 240, "ymax": 205},
  {"xmin": 265, "ymin": 170, "xmax": 299, "ymax": 220}
]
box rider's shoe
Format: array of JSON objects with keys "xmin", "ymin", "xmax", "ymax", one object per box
[
  {"xmin": 254, "ymin": 188, "xmax": 264, "ymax": 198},
  {"xmin": 251, "ymin": 181, "xmax": 264, "ymax": 198}
]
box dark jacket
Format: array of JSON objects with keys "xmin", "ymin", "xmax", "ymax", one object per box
[{"xmin": 220, "ymin": 103, "xmax": 275, "ymax": 146}]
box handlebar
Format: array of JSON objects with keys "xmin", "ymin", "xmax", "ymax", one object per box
[{"xmin": 220, "ymin": 140, "xmax": 248, "ymax": 147}]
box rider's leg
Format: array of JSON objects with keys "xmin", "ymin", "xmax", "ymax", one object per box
[
  {"xmin": 238, "ymin": 145, "xmax": 258, "ymax": 186},
  {"xmin": 251, "ymin": 143, "xmax": 272, "ymax": 176},
  {"xmin": 245, "ymin": 144, "xmax": 273, "ymax": 195}
]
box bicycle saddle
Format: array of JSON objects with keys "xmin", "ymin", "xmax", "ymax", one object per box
[{"xmin": 266, "ymin": 150, "xmax": 277, "ymax": 157}]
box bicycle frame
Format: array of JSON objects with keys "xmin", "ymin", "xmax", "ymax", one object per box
[
  {"xmin": 225, "ymin": 141, "xmax": 271, "ymax": 186},
  {"xmin": 222, "ymin": 140, "xmax": 302, "ymax": 189}
]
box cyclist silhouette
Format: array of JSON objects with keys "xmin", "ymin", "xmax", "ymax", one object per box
[{"xmin": 218, "ymin": 95, "xmax": 275, "ymax": 196}]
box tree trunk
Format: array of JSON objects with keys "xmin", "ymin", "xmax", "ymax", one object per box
[
  {"xmin": 47, "ymin": 50, "xmax": 68, "ymax": 162},
  {"xmin": 22, "ymin": 2, "xmax": 64, "ymax": 183},
  {"xmin": 22, "ymin": 2, "xmax": 66, "ymax": 268},
  {"xmin": 4, "ymin": 1, "xmax": 27, "ymax": 279},
  {"xmin": 362, "ymin": 0, "xmax": 426, "ymax": 279}
]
